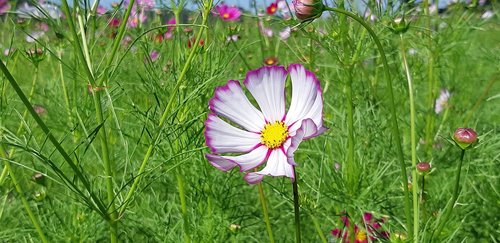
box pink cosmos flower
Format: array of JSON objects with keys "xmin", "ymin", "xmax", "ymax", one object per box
[
  {"xmin": 279, "ymin": 26, "xmax": 291, "ymax": 40},
  {"xmin": 96, "ymin": 5, "xmax": 106, "ymax": 15},
  {"xmin": 164, "ymin": 18, "xmax": 176, "ymax": 39},
  {"xmin": 125, "ymin": 0, "xmax": 155, "ymax": 28},
  {"xmin": 434, "ymin": 88, "xmax": 450, "ymax": 114},
  {"xmin": 331, "ymin": 212, "xmax": 390, "ymax": 243},
  {"xmin": 146, "ymin": 50, "xmax": 159, "ymax": 63},
  {"xmin": 214, "ymin": 3, "xmax": 241, "ymax": 22},
  {"xmin": 204, "ymin": 64, "xmax": 326, "ymax": 184},
  {"xmin": 0, "ymin": 0, "xmax": 10, "ymax": 15}
]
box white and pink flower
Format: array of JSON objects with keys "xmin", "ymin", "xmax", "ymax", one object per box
[{"xmin": 204, "ymin": 64, "xmax": 326, "ymax": 184}]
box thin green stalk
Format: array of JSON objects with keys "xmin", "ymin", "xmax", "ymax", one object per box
[
  {"xmin": 400, "ymin": 34, "xmax": 419, "ymax": 242},
  {"xmin": 0, "ymin": 146, "xmax": 48, "ymax": 243},
  {"xmin": 432, "ymin": 149, "xmax": 466, "ymax": 240},
  {"xmin": 74, "ymin": 6, "xmax": 118, "ymax": 241},
  {"xmin": 323, "ymin": 7, "xmax": 413, "ymax": 239},
  {"xmin": 176, "ymin": 172, "xmax": 190, "ymax": 243},
  {"xmin": 292, "ymin": 168, "xmax": 301, "ymax": 243},
  {"xmin": 0, "ymin": 50, "xmax": 109, "ymax": 222},
  {"xmin": 0, "ymin": 67, "xmax": 38, "ymax": 184},
  {"xmin": 118, "ymin": 0, "xmax": 213, "ymax": 217},
  {"xmin": 257, "ymin": 182, "xmax": 275, "ymax": 243},
  {"xmin": 308, "ymin": 212, "xmax": 327, "ymax": 243},
  {"xmin": 57, "ymin": 47, "xmax": 74, "ymax": 136}
]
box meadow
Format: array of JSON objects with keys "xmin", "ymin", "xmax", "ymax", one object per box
[{"xmin": 0, "ymin": 0, "xmax": 499, "ymax": 242}]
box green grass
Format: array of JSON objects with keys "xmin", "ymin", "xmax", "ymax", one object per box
[{"xmin": 0, "ymin": 1, "xmax": 499, "ymax": 242}]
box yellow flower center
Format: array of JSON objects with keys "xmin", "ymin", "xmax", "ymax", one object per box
[
  {"xmin": 260, "ymin": 121, "xmax": 288, "ymax": 149},
  {"xmin": 223, "ymin": 13, "xmax": 230, "ymax": 19},
  {"xmin": 355, "ymin": 230, "xmax": 367, "ymax": 242}
]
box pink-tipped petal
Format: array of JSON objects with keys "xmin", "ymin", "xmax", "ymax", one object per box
[
  {"xmin": 287, "ymin": 118, "xmax": 318, "ymax": 165},
  {"xmin": 206, "ymin": 154, "xmax": 238, "ymax": 171},
  {"xmin": 245, "ymin": 149, "xmax": 295, "ymax": 184},
  {"xmin": 244, "ymin": 66, "xmax": 287, "ymax": 122},
  {"xmin": 209, "ymin": 80, "xmax": 265, "ymax": 132},
  {"xmin": 207, "ymin": 146, "xmax": 270, "ymax": 172},
  {"xmin": 285, "ymin": 64, "xmax": 324, "ymax": 135},
  {"xmin": 205, "ymin": 114, "xmax": 261, "ymax": 154}
]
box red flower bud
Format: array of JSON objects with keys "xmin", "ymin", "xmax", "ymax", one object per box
[{"xmin": 293, "ymin": 0, "xmax": 324, "ymax": 21}]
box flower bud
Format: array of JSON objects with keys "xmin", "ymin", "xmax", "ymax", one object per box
[
  {"xmin": 390, "ymin": 17, "xmax": 410, "ymax": 34},
  {"xmin": 293, "ymin": 0, "xmax": 324, "ymax": 21},
  {"xmin": 453, "ymin": 128, "xmax": 478, "ymax": 150},
  {"xmin": 416, "ymin": 162, "xmax": 431, "ymax": 175}
]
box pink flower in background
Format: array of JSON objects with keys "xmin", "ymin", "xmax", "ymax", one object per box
[
  {"xmin": 164, "ymin": 18, "xmax": 176, "ymax": 39},
  {"xmin": 109, "ymin": 17, "xmax": 120, "ymax": 27},
  {"xmin": 331, "ymin": 212, "xmax": 390, "ymax": 243},
  {"xmin": 279, "ymin": 26, "xmax": 291, "ymax": 40},
  {"xmin": 259, "ymin": 22, "xmax": 273, "ymax": 37},
  {"xmin": 0, "ymin": 0, "xmax": 11, "ymax": 15},
  {"xmin": 204, "ymin": 64, "xmax": 326, "ymax": 184},
  {"xmin": 97, "ymin": 5, "xmax": 106, "ymax": 15},
  {"xmin": 125, "ymin": 0, "xmax": 155, "ymax": 28},
  {"xmin": 214, "ymin": 3, "xmax": 241, "ymax": 22},
  {"xmin": 434, "ymin": 89, "xmax": 450, "ymax": 114},
  {"xmin": 146, "ymin": 50, "xmax": 159, "ymax": 63},
  {"xmin": 37, "ymin": 22, "xmax": 49, "ymax": 31},
  {"xmin": 226, "ymin": 34, "xmax": 240, "ymax": 43},
  {"xmin": 277, "ymin": 0, "xmax": 293, "ymax": 20}
]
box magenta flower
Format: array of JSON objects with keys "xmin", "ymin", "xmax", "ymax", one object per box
[
  {"xmin": 331, "ymin": 212, "xmax": 390, "ymax": 243},
  {"xmin": 204, "ymin": 64, "xmax": 326, "ymax": 184},
  {"xmin": 125, "ymin": 0, "xmax": 155, "ymax": 28},
  {"xmin": 145, "ymin": 50, "xmax": 159, "ymax": 63},
  {"xmin": 279, "ymin": 26, "xmax": 291, "ymax": 40},
  {"xmin": 0, "ymin": 0, "xmax": 10, "ymax": 15},
  {"xmin": 214, "ymin": 3, "xmax": 241, "ymax": 22},
  {"xmin": 164, "ymin": 18, "xmax": 176, "ymax": 39}
]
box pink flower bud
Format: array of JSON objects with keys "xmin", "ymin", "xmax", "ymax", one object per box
[
  {"xmin": 453, "ymin": 128, "xmax": 478, "ymax": 150},
  {"xmin": 416, "ymin": 162, "xmax": 431, "ymax": 174},
  {"xmin": 293, "ymin": 0, "xmax": 324, "ymax": 21}
]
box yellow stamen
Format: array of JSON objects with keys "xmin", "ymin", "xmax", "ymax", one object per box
[
  {"xmin": 260, "ymin": 121, "xmax": 288, "ymax": 149},
  {"xmin": 355, "ymin": 230, "xmax": 367, "ymax": 242},
  {"xmin": 223, "ymin": 13, "xmax": 230, "ymax": 19}
]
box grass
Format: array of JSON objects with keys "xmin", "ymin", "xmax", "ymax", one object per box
[{"xmin": 0, "ymin": 0, "xmax": 499, "ymax": 241}]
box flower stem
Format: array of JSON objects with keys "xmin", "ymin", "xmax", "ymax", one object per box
[
  {"xmin": 399, "ymin": 34, "xmax": 419, "ymax": 242},
  {"xmin": 0, "ymin": 146, "xmax": 48, "ymax": 243},
  {"xmin": 292, "ymin": 168, "xmax": 301, "ymax": 243},
  {"xmin": 323, "ymin": 7, "xmax": 413, "ymax": 239},
  {"xmin": 257, "ymin": 182, "xmax": 275, "ymax": 243},
  {"xmin": 432, "ymin": 149, "xmax": 466, "ymax": 239},
  {"xmin": 118, "ymin": 0, "xmax": 213, "ymax": 217}
]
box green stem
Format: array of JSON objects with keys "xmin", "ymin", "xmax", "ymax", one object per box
[
  {"xmin": 323, "ymin": 7, "xmax": 413, "ymax": 239},
  {"xmin": 0, "ymin": 146, "xmax": 48, "ymax": 242},
  {"xmin": 0, "ymin": 52, "xmax": 109, "ymax": 221},
  {"xmin": 432, "ymin": 149, "xmax": 466, "ymax": 240},
  {"xmin": 292, "ymin": 168, "xmax": 301, "ymax": 243},
  {"xmin": 0, "ymin": 67, "xmax": 38, "ymax": 185},
  {"xmin": 176, "ymin": 172, "xmax": 190, "ymax": 243},
  {"xmin": 400, "ymin": 34, "xmax": 419, "ymax": 242},
  {"xmin": 257, "ymin": 182, "xmax": 275, "ymax": 243},
  {"xmin": 118, "ymin": 0, "xmax": 213, "ymax": 217}
]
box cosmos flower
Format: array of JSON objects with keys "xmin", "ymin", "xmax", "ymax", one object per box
[
  {"xmin": 263, "ymin": 56, "xmax": 278, "ymax": 66},
  {"xmin": 125, "ymin": 0, "xmax": 155, "ymax": 28},
  {"xmin": 0, "ymin": 0, "xmax": 11, "ymax": 15},
  {"xmin": 164, "ymin": 18, "xmax": 176, "ymax": 39},
  {"xmin": 214, "ymin": 3, "xmax": 241, "ymax": 22},
  {"xmin": 279, "ymin": 26, "xmax": 291, "ymax": 40},
  {"xmin": 204, "ymin": 64, "xmax": 326, "ymax": 184},
  {"xmin": 267, "ymin": 1, "xmax": 278, "ymax": 15},
  {"xmin": 96, "ymin": 5, "xmax": 107, "ymax": 15},
  {"xmin": 434, "ymin": 89, "xmax": 450, "ymax": 114},
  {"xmin": 331, "ymin": 212, "xmax": 390, "ymax": 243},
  {"xmin": 226, "ymin": 34, "xmax": 240, "ymax": 43},
  {"xmin": 148, "ymin": 50, "xmax": 159, "ymax": 62}
]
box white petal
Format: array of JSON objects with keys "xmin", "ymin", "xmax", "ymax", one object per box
[
  {"xmin": 287, "ymin": 119, "xmax": 324, "ymax": 166},
  {"xmin": 205, "ymin": 114, "xmax": 261, "ymax": 154},
  {"xmin": 244, "ymin": 149, "xmax": 295, "ymax": 184},
  {"xmin": 209, "ymin": 80, "xmax": 265, "ymax": 132},
  {"xmin": 244, "ymin": 66, "xmax": 287, "ymax": 122},
  {"xmin": 206, "ymin": 146, "xmax": 270, "ymax": 172},
  {"xmin": 285, "ymin": 64, "xmax": 324, "ymax": 134}
]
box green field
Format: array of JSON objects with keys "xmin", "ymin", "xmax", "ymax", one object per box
[{"xmin": 0, "ymin": 0, "xmax": 499, "ymax": 242}]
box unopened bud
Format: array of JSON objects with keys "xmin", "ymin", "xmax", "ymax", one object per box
[
  {"xmin": 453, "ymin": 128, "xmax": 478, "ymax": 150},
  {"xmin": 416, "ymin": 162, "xmax": 431, "ymax": 175},
  {"xmin": 390, "ymin": 17, "xmax": 410, "ymax": 34},
  {"xmin": 293, "ymin": 0, "xmax": 324, "ymax": 21}
]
